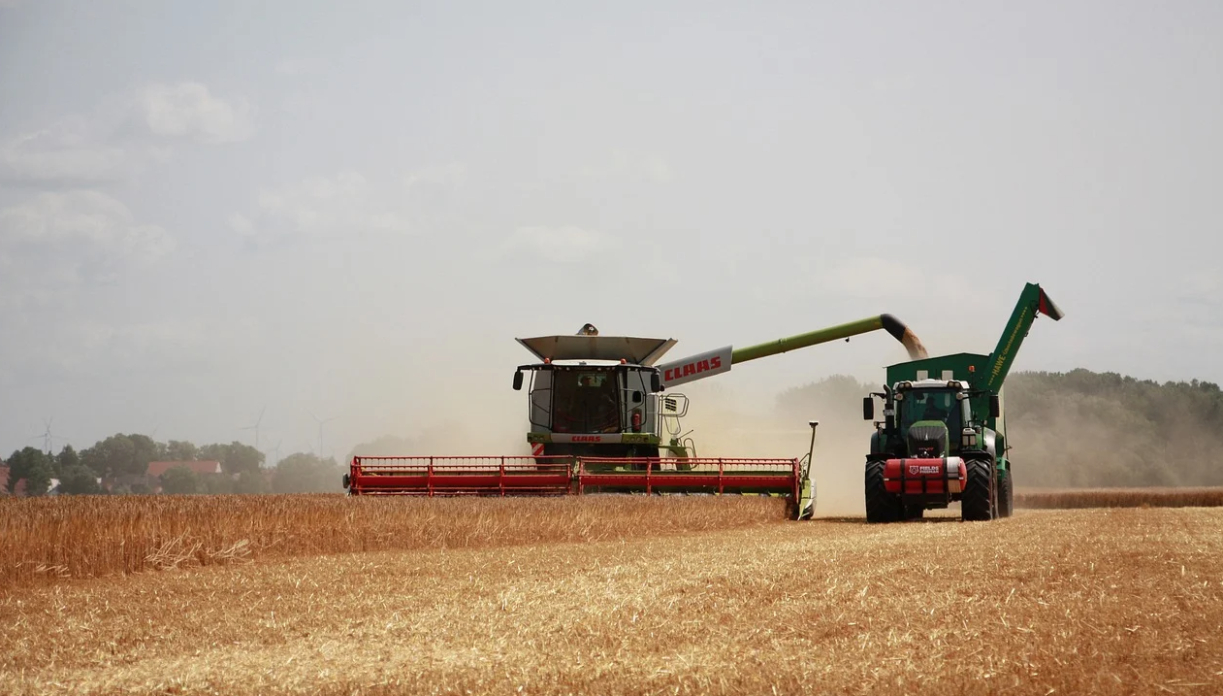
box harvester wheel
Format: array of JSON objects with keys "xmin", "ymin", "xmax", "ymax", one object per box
[
  {"xmin": 865, "ymin": 460, "xmax": 902, "ymax": 523},
  {"xmin": 961, "ymin": 459, "xmax": 995, "ymax": 521},
  {"xmin": 997, "ymin": 468, "xmax": 1014, "ymax": 518}
]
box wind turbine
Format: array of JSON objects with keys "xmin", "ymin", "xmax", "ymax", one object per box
[
  {"xmin": 309, "ymin": 410, "xmax": 338, "ymax": 458},
  {"xmin": 239, "ymin": 407, "xmax": 266, "ymax": 449},
  {"xmin": 271, "ymin": 439, "xmax": 283, "ymax": 467},
  {"xmin": 31, "ymin": 417, "xmax": 66, "ymax": 455}
]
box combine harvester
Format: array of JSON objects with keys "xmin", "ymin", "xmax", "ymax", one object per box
[
  {"xmin": 860, "ymin": 282, "xmax": 1064, "ymax": 522},
  {"xmin": 346, "ymin": 314, "xmax": 928, "ymax": 519}
]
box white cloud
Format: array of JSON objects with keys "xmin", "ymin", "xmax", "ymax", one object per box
[
  {"xmin": 1, "ymin": 82, "xmax": 253, "ymax": 186},
  {"xmin": 580, "ymin": 149, "xmax": 674, "ymax": 184},
  {"xmin": 143, "ymin": 82, "xmax": 254, "ymax": 144},
  {"xmin": 235, "ymin": 171, "xmax": 413, "ymax": 243},
  {"xmin": 228, "ymin": 212, "xmax": 255, "ymax": 236},
  {"xmin": 403, "ymin": 163, "xmax": 467, "ymax": 191},
  {"xmin": 0, "ymin": 190, "xmax": 172, "ymax": 260},
  {"xmin": 505, "ymin": 226, "xmax": 609, "ymax": 263},
  {"xmin": 0, "ymin": 191, "xmax": 173, "ymax": 311}
]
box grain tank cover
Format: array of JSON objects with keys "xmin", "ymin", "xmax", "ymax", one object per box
[{"xmin": 516, "ymin": 335, "xmax": 678, "ymax": 365}]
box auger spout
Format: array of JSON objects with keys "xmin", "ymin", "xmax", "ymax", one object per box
[{"xmin": 984, "ymin": 283, "xmax": 1064, "ymax": 393}]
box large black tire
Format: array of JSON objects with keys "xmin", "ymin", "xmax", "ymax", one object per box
[
  {"xmin": 997, "ymin": 467, "xmax": 1014, "ymax": 518},
  {"xmin": 865, "ymin": 460, "xmax": 902, "ymax": 523},
  {"xmin": 961, "ymin": 459, "xmax": 995, "ymax": 521}
]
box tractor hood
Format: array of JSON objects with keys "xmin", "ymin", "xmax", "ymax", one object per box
[{"xmin": 516, "ymin": 335, "xmax": 678, "ymax": 366}]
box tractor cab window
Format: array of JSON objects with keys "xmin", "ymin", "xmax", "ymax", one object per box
[
  {"xmin": 552, "ymin": 370, "xmax": 620, "ymax": 433},
  {"xmin": 901, "ymin": 389, "xmax": 962, "ymax": 433}
]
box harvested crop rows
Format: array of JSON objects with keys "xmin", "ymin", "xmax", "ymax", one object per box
[{"xmin": 2, "ymin": 498, "xmax": 1222, "ymax": 696}]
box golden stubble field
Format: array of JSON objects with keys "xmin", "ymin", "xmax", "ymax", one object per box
[{"xmin": 1, "ymin": 497, "xmax": 1222, "ymax": 696}]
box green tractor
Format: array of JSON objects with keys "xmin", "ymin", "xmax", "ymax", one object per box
[{"xmin": 861, "ymin": 283, "xmax": 1064, "ymax": 522}]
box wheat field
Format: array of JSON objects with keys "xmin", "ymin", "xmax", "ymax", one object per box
[
  {"xmin": 1, "ymin": 497, "xmax": 1221, "ymax": 696},
  {"xmin": 0, "ymin": 494, "xmax": 786, "ymax": 587}
]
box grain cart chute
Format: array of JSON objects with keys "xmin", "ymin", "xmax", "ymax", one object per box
[{"xmin": 861, "ymin": 283, "xmax": 1064, "ymax": 523}]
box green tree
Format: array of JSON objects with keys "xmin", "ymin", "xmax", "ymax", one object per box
[
  {"xmin": 81, "ymin": 435, "xmax": 138, "ymax": 478},
  {"xmin": 25, "ymin": 461, "xmax": 52, "ymax": 496},
  {"xmin": 128, "ymin": 434, "xmax": 164, "ymax": 473},
  {"xmin": 234, "ymin": 470, "xmax": 271, "ymax": 495},
  {"xmin": 273, "ymin": 453, "xmax": 342, "ymax": 493},
  {"xmin": 58, "ymin": 465, "xmax": 101, "ymax": 495},
  {"xmin": 160, "ymin": 466, "xmax": 199, "ymax": 494},
  {"xmin": 164, "ymin": 440, "xmax": 198, "ymax": 462},
  {"xmin": 6, "ymin": 447, "xmax": 53, "ymax": 495},
  {"xmin": 56, "ymin": 444, "xmax": 81, "ymax": 478},
  {"xmin": 198, "ymin": 442, "xmax": 264, "ymax": 476},
  {"xmin": 202, "ymin": 474, "xmax": 233, "ymax": 495}
]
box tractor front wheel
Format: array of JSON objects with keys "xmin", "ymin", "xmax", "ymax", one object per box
[
  {"xmin": 961, "ymin": 459, "xmax": 995, "ymax": 521},
  {"xmin": 865, "ymin": 460, "xmax": 902, "ymax": 523}
]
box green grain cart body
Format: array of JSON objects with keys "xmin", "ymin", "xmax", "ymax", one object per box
[{"xmin": 886, "ymin": 352, "xmax": 999, "ymax": 432}]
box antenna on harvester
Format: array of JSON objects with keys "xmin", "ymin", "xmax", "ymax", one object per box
[{"xmin": 240, "ymin": 406, "xmax": 266, "ymax": 449}]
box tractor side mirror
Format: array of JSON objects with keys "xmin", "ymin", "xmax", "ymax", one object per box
[
  {"xmin": 862, "ymin": 396, "xmax": 874, "ymax": 420},
  {"xmin": 989, "ymin": 394, "xmax": 1001, "ymax": 418},
  {"xmin": 632, "ymin": 390, "xmax": 642, "ymax": 403},
  {"xmin": 513, "ymin": 370, "xmax": 524, "ymax": 391},
  {"xmin": 651, "ymin": 373, "xmax": 662, "ymax": 392}
]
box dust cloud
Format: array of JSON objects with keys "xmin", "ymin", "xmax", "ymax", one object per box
[
  {"xmin": 676, "ymin": 377, "xmax": 877, "ymax": 517},
  {"xmin": 1005, "ymin": 376, "xmax": 1223, "ymax": 489}
]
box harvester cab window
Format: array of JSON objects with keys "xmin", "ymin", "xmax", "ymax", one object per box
[{"xmin": 552, "ymin": 370, "xmax": 620, "ymax": 433}]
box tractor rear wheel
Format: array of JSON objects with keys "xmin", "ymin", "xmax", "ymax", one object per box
[
  {"xmin": 997, "ymin": 468, "xmax": 1014, "ymax": 518},
  {"xmin": 961, "ymin": 459, "xmax": 995, "ymax": 521},
  {"xmin": 865, "ymin": 460, "xmax": 902, "ymax": 523}
]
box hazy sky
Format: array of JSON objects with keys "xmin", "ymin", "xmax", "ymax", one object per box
[{"xmin": 2, "ymin": 1, "xmax": 1221, "ymax": 462}]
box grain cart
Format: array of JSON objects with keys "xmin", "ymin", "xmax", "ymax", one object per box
[
  {"xmin": 347, "ymin": 313, "xmax": 926, "ymax": 520},
  {"xmin": 860, "ymin": 283, "xmax": 1063, "ymax": 522}
]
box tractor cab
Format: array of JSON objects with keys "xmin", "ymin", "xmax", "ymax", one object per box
[
  {"xmin": 865, "ymin": 378, "xmax": 1001, "ymax": 459},
  {"xmin": 886, "ymin": 380, "xmax": 976, "ymax": 458}
]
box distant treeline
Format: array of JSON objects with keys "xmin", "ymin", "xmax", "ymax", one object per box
[
  {"xmin": 776, "ymin": 368, "xmax": 1223, "ymax": 488},
  {"xmin": 4, "ymin": 434, "xmax": 344, "ymax": 497}
]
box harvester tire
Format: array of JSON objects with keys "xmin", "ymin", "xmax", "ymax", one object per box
[
  {"xmin": 865, "ymin": 460, "xmax": 902, "ymax": 523},
  {"xmin": 997, "ymin": 468, "xmax": 1014, "ymax": 518},
  {"xmin": 961, "ymin": 459, "xmax": 995, "ymax": 521}
]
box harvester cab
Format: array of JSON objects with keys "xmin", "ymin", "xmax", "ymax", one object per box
[
  {"xmin": 861, "ymin": 282, "xmax": 1063, "ymax": 523},
  {"xmin": 512, "ymin": 328, "xmax": 683, "ymax": 460}
]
